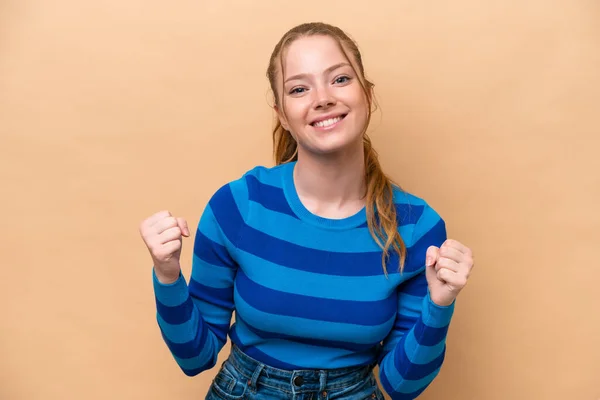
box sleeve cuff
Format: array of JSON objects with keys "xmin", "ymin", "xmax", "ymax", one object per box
[
  {"xmin": 152, "ymin": 268, "xmax": 190, "ymax": 307},
  {"xmin": 422, "ymin": 291, "xmax": 455, "ymax": 328}
]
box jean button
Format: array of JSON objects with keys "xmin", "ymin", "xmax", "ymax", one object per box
[{"xmin": 293, "ymin": 375, "xmax": 304, "ymax": 386}]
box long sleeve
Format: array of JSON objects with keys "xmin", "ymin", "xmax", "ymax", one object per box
[
  {"xmin": 378, "ymin": 204, "xmax": 455, "ymax": 399},
  {"xmin": 151, "ymin": 183, "xmax": 242, "ymax": 376}
]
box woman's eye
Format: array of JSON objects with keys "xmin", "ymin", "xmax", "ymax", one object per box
[
  {"xmin": 335, "ymin": 76, "xmax": 350, "ymax": 84},
  {"xmin": 290, "ymin": 87, "xmax": 306, "ymax": 94}
]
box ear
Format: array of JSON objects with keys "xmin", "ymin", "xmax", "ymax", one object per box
[{"xmin": 274, "ymin": 104, "xmax": 291, "ymax": 131}]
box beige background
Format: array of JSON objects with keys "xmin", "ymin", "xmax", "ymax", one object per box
[{"xmin": 1, "ymin": 1, "xmax": 599, "ymax": 399}]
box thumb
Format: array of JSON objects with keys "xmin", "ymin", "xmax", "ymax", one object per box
[
  {"xmin": 425, "ymin": 246, "xmax": 440, "ymax": 268},
  {"xmin": 177, "ymin": 217, "xmax": 190, "ymax": 237},
  {"xmin": 425, "ymin": 245, "xmax": 440, "ymax": 284}
]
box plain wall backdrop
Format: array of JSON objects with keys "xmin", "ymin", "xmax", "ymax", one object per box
[{"xmin": 1, "ymin": 1, "xmax": 599, "ymax": 399}]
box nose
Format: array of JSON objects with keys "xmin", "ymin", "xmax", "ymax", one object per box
[{"xmin": 313, "ymin": 85, "xmax": 336, "ymax": 109}]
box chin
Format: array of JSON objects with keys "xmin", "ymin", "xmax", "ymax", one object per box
[{"xmin": 305, "ymin": 133, "xmax": 363, "ymax": 157}]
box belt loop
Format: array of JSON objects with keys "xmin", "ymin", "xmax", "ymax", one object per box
[
  {"xmin": 249, "ymin": 363, "xmax": 265, "ymax": 389},
  {"xmin": 319, "ymin": 369, "xmax": 327, "ymax": 395}
]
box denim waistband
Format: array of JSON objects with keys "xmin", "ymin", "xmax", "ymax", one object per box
[{"xmin": 227, "ymin": 344, "xmax": 376, "ymax": 394}]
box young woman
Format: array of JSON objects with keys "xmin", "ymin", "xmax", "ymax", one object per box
[{"xmin": 139, "ymin": 22, "xmax": 474, "ymax": 400}]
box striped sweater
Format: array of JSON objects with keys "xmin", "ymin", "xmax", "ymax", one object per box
[{"xmin": 152, "ymin": 161, "xmax": 455, "ymax": 399}]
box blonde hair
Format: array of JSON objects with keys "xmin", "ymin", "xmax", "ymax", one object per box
[{"xmin": 266, "ymin": 22, "xmax": 407, "ymax": 274}]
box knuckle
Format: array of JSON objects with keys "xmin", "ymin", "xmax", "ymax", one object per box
[
  {"xmin": 140, "ymin": 219, "xmax": 153, "ymax": 231},
  {"xmin": 139, "ymin": 226, "xmax": 148, "ymax": 238},
  {"xmin": 163, "ymin": 217, "xmax": 177, "ymax": 227}
]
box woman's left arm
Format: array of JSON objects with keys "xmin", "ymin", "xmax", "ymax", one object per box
[{"xmin": 378, "ymin": 206, "xmax": 474, "ymax": 399}]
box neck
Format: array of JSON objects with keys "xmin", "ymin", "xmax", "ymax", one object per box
[{"xmin": 293, "ymin": 143, "xmax": 366, "ymax": 217}]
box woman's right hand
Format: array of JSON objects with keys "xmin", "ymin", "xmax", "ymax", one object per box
[{"xmin": 139, "ymin": 210, "xmax": 190, "ymax": 284}]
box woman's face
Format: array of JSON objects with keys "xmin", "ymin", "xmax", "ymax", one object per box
[{"xmin": 276, "ymin": 35, "xmax": 370, "ymax": 158}]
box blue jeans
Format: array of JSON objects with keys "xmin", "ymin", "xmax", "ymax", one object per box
[{"xmin": 206, "ymin": 345, "xmax": 385, "ymax": 400}]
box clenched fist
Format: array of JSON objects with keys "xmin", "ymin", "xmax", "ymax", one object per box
[
  {"xmin": 425, "ymin": 239, "xmax": 474, "ymax": 307},
  {"xmin": 139, "ymin": 210, "xmax": 190, "ymax": 284}
]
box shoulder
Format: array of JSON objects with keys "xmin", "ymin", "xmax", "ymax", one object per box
[
  {"xmin": 391, "ymin": 185, "xmax": 446, "ymax": 247},
  {"xmin": 207, "ymin": 163, "xmax": 287, "ymax": 213},
  {"xmin": 391, "ymin": 185, "xmax": 444, "ymax": 224},
  {"xmin": 239, "ymin": 163, "xmax": 289, "ymax": 190}
]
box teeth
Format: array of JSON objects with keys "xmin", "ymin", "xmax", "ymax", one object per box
[{"xmin": 314, "ymin": 116, "xmax": 342, "ymax": 128}]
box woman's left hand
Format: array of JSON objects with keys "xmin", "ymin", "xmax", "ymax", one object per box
[{"xmin": 425, "ymin": 239, "xmax": 474, "ymax": 307}]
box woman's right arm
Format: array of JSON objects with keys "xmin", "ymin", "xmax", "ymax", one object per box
[{"xmin": 140, "ymin": 183, "xmax": 242, "ymax": 376}]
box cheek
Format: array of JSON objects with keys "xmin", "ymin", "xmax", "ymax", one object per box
[
  {"xmin": 344, "ymin": 87, "xmax": 368, "ymax": 112},
  {"xmin": 284, "ymin": 100, "xmax": 310, "ymax": 127}
]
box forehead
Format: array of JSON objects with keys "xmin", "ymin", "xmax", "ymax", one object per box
[{"xmin": 282, "ymin": 35, "xmax": 350, "ymax": 76}]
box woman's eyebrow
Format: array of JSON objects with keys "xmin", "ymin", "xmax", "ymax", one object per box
[{"xmin": 284, "ymin": 62, "xmax": 351, "ymax": 84}]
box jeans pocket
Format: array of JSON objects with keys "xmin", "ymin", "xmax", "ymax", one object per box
[{"xmin": 210, "ymin": 361, "xmax": 248, "ymax": 400}]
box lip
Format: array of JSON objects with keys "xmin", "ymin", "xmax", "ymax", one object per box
[{"xmin": 310, "ymin": 113, "xmax": 348, "ymax": 129}]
